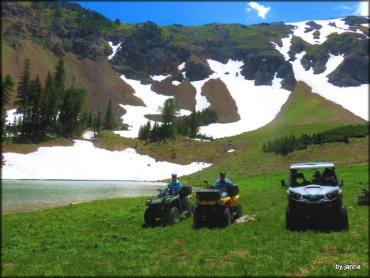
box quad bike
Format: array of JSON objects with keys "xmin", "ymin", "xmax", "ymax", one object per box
[
  {"xmin": 193, "ymin": 182, "xmax": 242, "ymax": 228},
  {"xmin": 144, "ymin": 186, "xmax": 194, "ymax": 226},
  {"xmin": 357, "ymin": 188, "xmax": 369, "ymax": 205}
]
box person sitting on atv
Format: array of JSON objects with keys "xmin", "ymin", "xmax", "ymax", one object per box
[
  {"xmin": 312, "ymin": 170, "xmax": 322, "ymax": 184},
  {"xmin": 166, "ymin": 172, "xmax": 182, "ymax": 195},
  {"xmin": 212, "ymin": 172, "xmax": 233, "ymax": 197}
]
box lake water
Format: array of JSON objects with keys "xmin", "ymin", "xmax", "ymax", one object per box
[{"xmin": 2, "ymin": 180, "xmax": 166, "ymax": 214}]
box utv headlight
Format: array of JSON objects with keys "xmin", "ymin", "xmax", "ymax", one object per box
[
  {"xmin": 289, "ymin": 191, "xmax": 301, "ymax": 200},
  {"xmin": 326, "ymin": 191, "xmax": 338, "ymax": 200}
]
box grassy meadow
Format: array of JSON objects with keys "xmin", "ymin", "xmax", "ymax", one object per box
[{"xmin": 2, "ymin": 164, "xmax": 368, "ymax": 277}]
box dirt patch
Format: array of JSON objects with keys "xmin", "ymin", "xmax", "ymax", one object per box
[
  {"xmin": 176, "ymin": 252, "xmax": 188, "ymax": 264},
  {"xmin": 161, "ymin": 249, "xmax": 169, "ymax": 259},
  {"xmin": 2, "ymin": 263, "xmax": 17, "ymax": 268},
  {"xmin": 151, "ymin": 263, "xmax": 159, "ymax": 270},
  {"xmin": 174, "ymin": 238, "xmax": 185, "ymax": 245},
  {"xmin": 231, "ymin": 250, "xmax": 249, "ymax": 257},
  {"xmin": 201, "ymin": 78, "xmax": 240, "ymax": 123},
  {"xmin": 222, "ymin": 255, "xmax": 234, "ymax": 265},
  {"xmin": 151, "ymin": 77, "xmax": 196, "ymax": 111},
  {"xmin": 144, "ymin": 114, "xmax": 162, "ymax": 122}
]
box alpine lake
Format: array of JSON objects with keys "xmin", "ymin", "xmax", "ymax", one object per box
[{"xmin": 2, "ymin": 179, "xmax": 166, "ymax": 214}]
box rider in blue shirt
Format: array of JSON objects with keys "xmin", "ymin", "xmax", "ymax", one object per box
[
  {"xmin": 212, "ymin": 172, "xmax": 233, "ymax": 197},
  {"xmin": 167, "ymin": 173, "xmax": 182, "ymax": 195}
]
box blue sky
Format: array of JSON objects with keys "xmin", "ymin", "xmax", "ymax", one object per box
[{"xmin": 75, "ymin": 1, "xmax": 368, "ymax": 26}]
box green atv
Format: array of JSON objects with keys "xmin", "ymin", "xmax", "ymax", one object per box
[{"xmin": 144, "ymin": 186, "xmax": 194, "ymax": 226}]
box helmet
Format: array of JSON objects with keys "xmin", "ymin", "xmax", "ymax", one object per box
[
  {"xmin": 171, "ymin": 172, "xmax": 177, "ymax": 177},
  {"xmin": 220, "ymin": 172, "xmax": 225, "ymax": 177}
]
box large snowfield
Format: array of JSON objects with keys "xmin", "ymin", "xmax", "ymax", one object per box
[
  {"xmin": 2, "ymin": 140, "xmax": 212, "ymax": 180},
  {"xmin": 3, "ymin": 18, "xmax": 368, "ymax": 180}
]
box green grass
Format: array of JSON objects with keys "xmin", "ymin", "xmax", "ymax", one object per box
[{"xmin": 2, "ymin": 164, "xmax": 368, "ymax": 276}]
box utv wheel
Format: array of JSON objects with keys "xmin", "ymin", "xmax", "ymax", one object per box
[
  {"xmin": 185, "ymin": 203, "xmax": 194, "ymax": 217},
  {"xmin": 166, "ymin": 207, "xmax": 180, "ymax": 225},
  {"xmin": 286, "ymin": 206, "xmax": 298, "ymax": 230},
  {"xmin": 222, "ymin": 207, "xmax": 232, "ymax": 227},
  {"xmin": 334, "ymin": 204, "xmax": 349, "ymax": 231},
  {"xmin": 193, "ymin": 207, "xmax": 202, "ymax": 228},
  {"xmin": 144, "ymin": 208, "xmax": 155, "ymax": 226}
]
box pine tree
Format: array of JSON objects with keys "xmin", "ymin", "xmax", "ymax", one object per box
[
  {"xmin": 93, "ymin": 112, "xmax": 102, "ymax": 136},
  {"xmin": 54, "ymin": 57, "xmax": 65, "ymax": 90},
  {"xmin": 189, "ymin": 108, "xmax": 197, "ymax": 138},
  {"xmin": 40, "ymin": 71, "xmax": 58, "ymax": 135},
  {"xmin": 1, "ymin": 74, "xmax": 15, "ymax": 140},
  {"xmin": 29, "ymin": 76, "xmax": 43, "ymax": 138},
  {"xmin": 103, "ymin": 99, "xmax": 116, "ymax": 130},
  {"xmin": 14, "ymin": 58, "xmax": 32, "ymax": 136},
  {"xmin": 88, "ymin": 112, "xmax": 93, "ymax": 128}
]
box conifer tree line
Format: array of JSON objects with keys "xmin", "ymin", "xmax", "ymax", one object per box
[
  {"xmin": 138, "ymin": 98, "xmax": 217, "ymax": 141},
  {"xmin": 262, "ymin": 124, "xmax": 369, "ymax": 156},
  {"xmin": 2, "ymin": 57, "xmax": 117, "ymax": 140}
]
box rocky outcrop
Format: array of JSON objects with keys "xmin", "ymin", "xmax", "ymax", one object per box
[
  {"xmin": 328, "ymin": 53, "xmax": 369, "ymax": 87},
  {"xmin": 301, "ymin": 33, "xmax": 368, "ymax": 79},
  {"xmin": 151, "ymin": 77, "xmax": 196, "ymax": 111},
  {"xmin": 184, "ymin": 61, "xmax": 212, "ymax": 81},
  {"xmin": 241, "ymin": 53, "xmax": 286, "ymax": 86},
  {"xmin": 201, "ymin": 79, "xmax": 240, "ymax": 123}
]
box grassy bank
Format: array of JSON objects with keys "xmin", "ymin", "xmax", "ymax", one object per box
[{"xmin": 2, "ymin": 164, "xmax": 368, "ymax": 276}]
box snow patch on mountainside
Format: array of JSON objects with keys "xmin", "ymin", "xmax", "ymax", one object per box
[
  {"xmin": 291, "ymin": 52, "xmax": 368, "ymax": 120},
  {"xmin": 2, "ymin": 140, "xmax": 212, "ymax": 180},
  {"xmin": 271, "ymin": 34, "xmax": 292, "ymax": 61},
  {"xmin": 272, "ymin": 19, "xmax": 369, "ymax": 120},
  {"xmin": 288, "ymin": 18, "xmax": 363, "ymax": 45},
  {"xmin": 115, "ymin": 74, "xmax": 191, "ymax": 138},
  {"xmin": 107, "ymin": 41, "xmax": 122, "ymax": 60},
  {"xmin": 191, "ymin": 79, "xmax": 212, "ymax": 111},
  {"xmin": 151, "ymin": 74, "xmax": 171, "ymax": 82},
  {"xmin": 197, "ymin": 59, "xmax": 291, "ymax": 138}
]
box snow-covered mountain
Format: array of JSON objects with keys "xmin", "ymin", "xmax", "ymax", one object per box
[
  {"xmin": 2, "ymin": 2, "xmax": 368, "ymax": 180},
  {"xmin": 106, "ymin": 17, "xmax": 368, "ymax": 139}
]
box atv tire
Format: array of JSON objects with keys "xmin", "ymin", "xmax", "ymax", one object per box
[
  {"xmin": 166, "ymin": 207, "xmax": 180, "ymax": 225},
  {"xmin": 185, "ymin": 203, "xmax": 194, "ymax": 217},
  {"xmin": 144, "ymin": 208, "xmax": 155, "ymax": 226},
  {"xmin": 193, "ymin": 207, "xmax": 203, "ymax": 228},
  {"xmin": 222, "ymin": 207, "xmax": 232, "ymax": 227},
  {"xmin": 234, "ymin": 204, "xmax": 242, "ymax": 220}
]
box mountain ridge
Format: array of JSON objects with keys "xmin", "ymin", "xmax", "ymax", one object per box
[{"xmin": 1, "ymin": 1, "xmax": 368, "ymax": 139}]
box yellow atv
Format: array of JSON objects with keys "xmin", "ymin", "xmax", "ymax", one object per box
[{"xmin": 193, "ymin": 184, "xmax": 242, "ymax": 228}]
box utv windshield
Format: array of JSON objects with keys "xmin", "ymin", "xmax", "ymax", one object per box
[{"xmin": 289, "ymin": 167, "xmax": 338, "ymax": 187}]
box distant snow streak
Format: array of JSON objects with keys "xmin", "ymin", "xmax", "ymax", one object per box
[{"xmin": 107, "ymin": 41, "xmax": 122, "ymax": 60}]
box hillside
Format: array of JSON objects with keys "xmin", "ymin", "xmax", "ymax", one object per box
[
  {"xmin": 2, "ymin": 1, "xmax": 368, "ymax": 132},
  {"xmin": 1, "ymin": 1, "xmax": 369, "ymax": 182}
]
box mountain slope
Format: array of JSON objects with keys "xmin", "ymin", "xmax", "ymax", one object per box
[
  {"xmin": 1, "ymin": 40, "xmax": 143, "ymax": 118},
  {"xmin": 1, "ymin": 1, "xmax": 368, "ymax": 140}
]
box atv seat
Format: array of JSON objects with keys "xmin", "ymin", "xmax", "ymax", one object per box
[
  {"xmin": 179, "ymin": 186, "xmax": 192, "ymax": 198},
  {"xmin": 227, "ymin": 185, "xmax": 239, "ymax": 197}
]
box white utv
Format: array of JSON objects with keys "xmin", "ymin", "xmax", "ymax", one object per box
[{"xmin": 282, "ymin": 162, "xmax": 348, "ymax": 231}]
